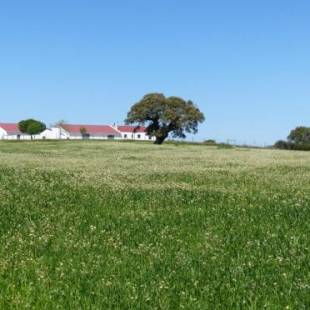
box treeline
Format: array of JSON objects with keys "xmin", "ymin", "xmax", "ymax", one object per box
[{"xmin": 274, "ymin": 127, "xmax": 310, "ymax": 151}]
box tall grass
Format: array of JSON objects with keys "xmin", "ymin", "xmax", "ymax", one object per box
[{"xmin": 0, "ymin": 141, "xmax": 310, "ymax": 308}]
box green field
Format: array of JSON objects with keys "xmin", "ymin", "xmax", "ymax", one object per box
[{"xmin": 0, "ymin": 141, "xmax": 310, "ymax": 309}]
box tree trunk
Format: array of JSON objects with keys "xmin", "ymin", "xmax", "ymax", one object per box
[{"xmin": 154, "ymin": 135, "xmax": 167, "ymax": 145}]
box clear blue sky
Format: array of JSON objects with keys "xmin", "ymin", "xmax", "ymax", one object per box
[{"xmin": 1, "ymin": 0, "xmax": 309, "ymax": 145}]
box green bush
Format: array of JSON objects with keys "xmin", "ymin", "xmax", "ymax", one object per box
[
  {"xmin": 217, "ymin": 143, "xmax": 234, "ymax": 149},
  {"xmin": 203, "ymin": 139, "xmax": 217, "ymax": 145},
  {"xmin": 291, "ymin": 143, "xmax": 310, "ymax": 151},
  {"xmin": 274, "ymin": 140, "xmax": 310, "ymax": 151},
  {"xmin": 274, "ymin": 140, "xmax": 290, "ymax": 150},
  {"xmin": 275, "ymin": 126, "xmax": 310, "ymax": 151}
]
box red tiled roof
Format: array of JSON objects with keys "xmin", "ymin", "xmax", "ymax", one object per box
[
  {"xmin": 60, "ymin": 124, "xmax": 121, "ymax": 136},
  {"xmin": 0, "ymin": 123, "xmax": 21, "ymax": 134},
  {"xmin": 117, "ymin": 125, "xmax": 146, "ymax": 133}
]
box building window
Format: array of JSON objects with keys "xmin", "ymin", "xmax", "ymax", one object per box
[
  {"xmin": 124, "ymin": 134, "xmax": 127, "ymax": 139},
  {"xmin": 17, "ymin": 135, "xmax": 21, "ymax": 140},
  {"xmin": 107, "ymin": 135, "xmax": 115, "ymax": 139},
  {"xmin": 148, "ymin": 136, "xmax": 152, "ymax": 140},
  {"xmin": 137, "ymin": 134, "xmax": 141, "ymax": 139}
]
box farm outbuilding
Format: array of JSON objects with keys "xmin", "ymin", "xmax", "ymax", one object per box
[
  {"xmin": 116, "ymin": 125, "xmax": 155, "ymax": 141},
  {"xmin": 35, "ymin": 128, "xmax": 65, "ymax": 140},
  {"xmin": 58, "ymin": 124, "xmax": 122, "ymax": 140},
  {"xmin": 0, "ymin": 122, "xmax": 155, "ymax": 141},
  {"xmin": 0, "ymin": 123, "xmax": 31, "ymax": 140}
]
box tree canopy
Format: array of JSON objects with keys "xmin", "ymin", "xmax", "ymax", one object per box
[
  {"xmin": 126, "ymin": 93, "xmax": 205, "ymax": 144},
  {"xmin": 274, "ymin": 126, "xmax": 310, "ymax": 151},
  {"xmin": 80, "ymin": 127, "xmax": 87, "ymax": 135},
  {"xmin": 288, "ymin": 127, "xmax": 310, "ymax": 144},
  {"xmin": 18, "ymin": 119, "xmax": 46, "ymax": 139}
]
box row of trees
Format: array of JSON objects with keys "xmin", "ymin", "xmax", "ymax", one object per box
[
  {"xmin": 16, "ymin": 93, "xmax": 205, "ymax": 144},
  {"xmin": 274, "ymin": 127, "xmax": 310, "ymax": 151}
]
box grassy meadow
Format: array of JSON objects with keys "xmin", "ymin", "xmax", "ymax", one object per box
[{"xmin": 0, "ymin": 140, "xmax": 310, "ymax": 309}]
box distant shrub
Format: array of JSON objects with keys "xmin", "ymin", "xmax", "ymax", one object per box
[
  {"xmin": 291, "ymin": 143, "xmax": 310, "ymax": 151},
  {"xmin": 217, "ymin": 143, "xmax": 234, "ymax": 149},
  {"xmin": 274, "ymin": 140, "xmax": 290, "ymax": 150},
  {"xmin": 274, "ymin": 140, "xmax": 310, "ymax": 151},
  {"xmin": 203, "ymin": 139, "xmax": 217, "ymax": 145}
]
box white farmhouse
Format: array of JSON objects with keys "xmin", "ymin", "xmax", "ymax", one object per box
[
  {"xmin": 58, "ymin": 124, "xmax": 122, "ymax": 140},
  {"xmin": 0, "ymin": 122, "xmax": 155, "ymax": 141},
  {"xmin": 35, "ymin": 127, "xmax": 67, "ymax": 140},
  {"xmin": 0, "ymin": 123, "xmax": 31, "ymax": 140},
  {"xmin": 116, "ymin": 125, "xmax": 155, "ymax": 141}
]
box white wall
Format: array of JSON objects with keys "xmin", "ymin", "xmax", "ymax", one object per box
[
  {"xmin": 7, "ymin": 135, "xmax": 31, "ymax": 140},
  {"xmin": 66, "ymin": 135, "xmax": 122, "ymax": 140},
  {"xmin": 0, "ymin": 127, "xmax": 31, "ymax": 140},
  {"xmin": 34, "ymin": 127, "xmax": 72, "ymax": 140},
  {"xmin": 0, "ymin": 128, "xmax": 6, "ymax": 139},
  {"xmin": 121, "ymin": 131, "xmax": 155, "ymax": 141},
  {"xmin": 36, "ymin": 128, "xmax": 64, "ymax": 140},
  {"xmin": 0, "ymin": 126, "xmax": 154, "ymax": 141},
  {"xmin": 50, "ymin": 127, "xmax": 121, "ymax": 140},
  {"xmin": 2, "ymin": 134, "xmax": 31, "ymax": 140}
]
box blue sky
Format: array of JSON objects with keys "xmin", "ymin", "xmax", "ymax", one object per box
[{"xmin": 1, "ymin": 0, "xmax": 309, "ymax": 145}]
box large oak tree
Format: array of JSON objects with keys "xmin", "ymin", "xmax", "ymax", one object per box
[{"xmin": 126, "ymin": 93, "xmax": 205, "ymax": 144}]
